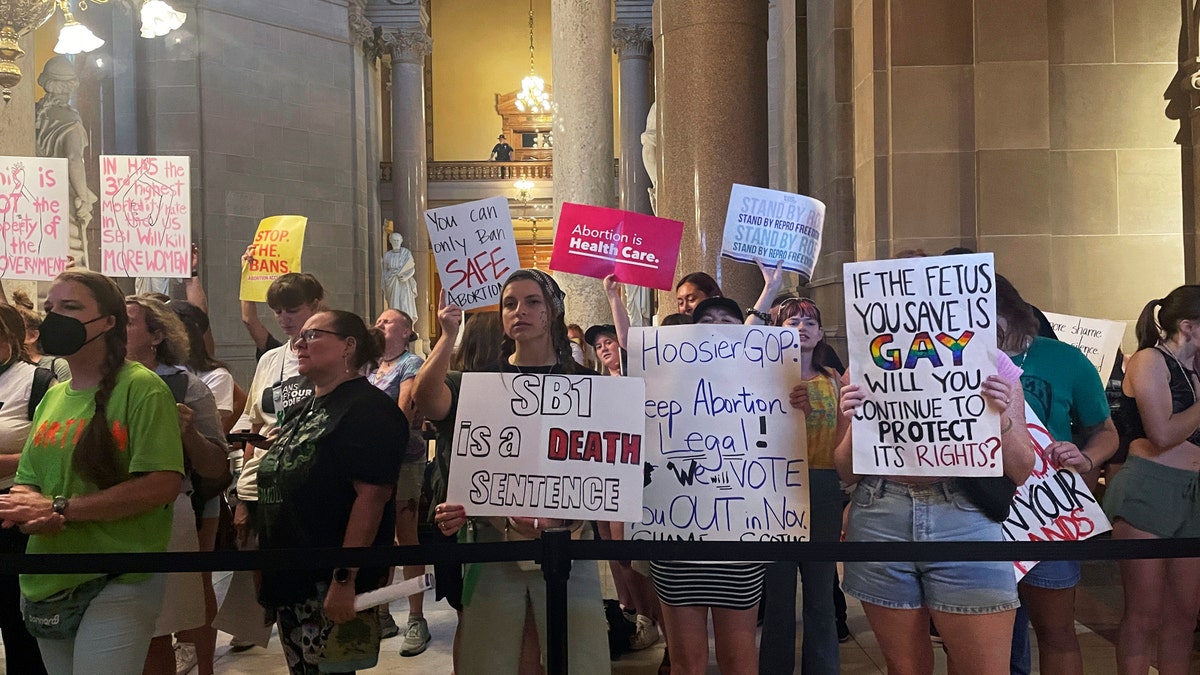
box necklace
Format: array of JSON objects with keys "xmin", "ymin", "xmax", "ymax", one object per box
[
  {"xmin": 1011, "ymin": 337, "xmax": 1033, "ymax": 370},
  {"xmin": 511, "ymin": 362, "xmax": 557, "ymax": 375},
  {"xmin": 1157, "ymin": 342, "xmax": 1197, "ymax": 400}
]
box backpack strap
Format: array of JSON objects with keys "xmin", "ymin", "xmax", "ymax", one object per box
[{"xmin": 27, "ymin": 366, "xmax": 55, "ymax": 421}]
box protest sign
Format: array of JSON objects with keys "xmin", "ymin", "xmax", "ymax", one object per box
[
  {"xmin": 239, "ymin": 215, "xmax": 308, "ymax": 301},
  {"xmin": 627, "ymin": 325, "xmax": 810, "ymax": 542},
  {"xmin": 447, "ymin": 373, "xmax": 646, "ymax": 522},
  {"xmin": 548, "ymin": 202, "xmax": 684, "ymax": 291},
  {"xmin": 1004, "ymin": 403, "xmax": 1112, "ymax": 579},
  {"xmin": 0, "ymin": 156, "xmax": 69, "ymax": 280},
  {"xmin": 1042, "ymin": 312, "xmax": 1125, "ymax": 377},
  {"xmin": 721, "ymin": 184, "xmax": 825, "ymax": 281},
  {"xmin": 425, "ymin": 196, "xmax": 520, "ymax": 310},
  {"xmin": 99, "ymin": 155, "xmax": 191, "ymax": 278},
  {"xmin": 843, "ymin": 253, "xmax": 1001, "ymax": 477}
]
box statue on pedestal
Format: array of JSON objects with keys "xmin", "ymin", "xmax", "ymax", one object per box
[
  {"xmin": 35, "ymin": 56, "xmax": 96, "ymax": 270},
  {"xmin": 383, "ymin": 232, "xmax": 418, "ymax": 319}
]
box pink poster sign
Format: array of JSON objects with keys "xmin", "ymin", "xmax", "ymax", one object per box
[{"xmin": 549, "ymin": 203, "xmax": 683, "ymax": 291}]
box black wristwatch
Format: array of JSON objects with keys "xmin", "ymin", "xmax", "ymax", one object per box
[
  {"xmin": 51, "ymin": 496, "xmax": 69, "ymax": 518},
  {"xmin": 332, "ymin": 567, "xmax": 352, "ymax": 584}
]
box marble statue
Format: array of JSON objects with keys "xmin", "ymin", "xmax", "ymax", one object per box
[
  {"xmin": 640, "ymin": 101, "xmax": 657, "ymax": 216},
  {"xmin": 35, "ymin": 56, "xmax": 96, "ymax": 269},
  {"xmin": 383, "ymin": 232, "xmax": 418, "ymax": 319}
]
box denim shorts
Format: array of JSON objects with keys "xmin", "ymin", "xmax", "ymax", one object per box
[
  {"xmin": 1019, "ymin": 559, "xmax": 1081, "ymax": 590},
  {"xmin": 842, "ymin": 477, "xmax": 1020, "ymax": 615}
]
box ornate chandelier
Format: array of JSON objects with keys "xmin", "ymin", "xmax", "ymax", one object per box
[
  {"xmin": 0, "ymin": 0, "xmax": 187, "ymax": 102},
  {"xmin": 514, "ymin": 0, "xmax": 549, "ymax": 114}
]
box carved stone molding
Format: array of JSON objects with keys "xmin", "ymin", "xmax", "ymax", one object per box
[
  {"xmin": 349, "ymin": 0, "xmax": 375, "ymax": 52},
  {"xmin": 612, "ymin": 24, "xmax": 651, "ymax": 60},
  {"xmin": 380, "ymin": 27, "xmax": 432, "ymax": 64}
]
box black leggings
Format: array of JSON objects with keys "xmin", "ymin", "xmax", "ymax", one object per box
[{"xmin": 0, "ymin": 523, "xmax": 48, "ymax": 675}]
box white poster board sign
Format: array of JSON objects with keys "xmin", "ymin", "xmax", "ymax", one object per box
[
  {"xmin": 447, "ymin": 373, "xmax": 646, "ymax": 522},
  {"xmin": 1004, "ymin": 403, "xmax": 1112, "ymax": 579},
  {"xmin": 627, "ymin": 325, "xmax": 810, "ymax": 542},
  {"xmin": 0, "ymin": 156, "xmax": 69, "ymax": 280},
  {"xmin": 99, "ymin": 155, "xmax": 191, "ymax": 278},
  {"xmin": 843, "ymin": 253, "xmax": 1002, "ymax": 477},
  {"xmin": 425, "ymin": 196, "xmax": 520, "ymax": 310},
  {"xmin": 1042, "ymin": 312, "xmax": 1125, "ymax": 377},
  {"xmin": 721, "ymin": 184, "xmax": 825, "ymax": 281}
]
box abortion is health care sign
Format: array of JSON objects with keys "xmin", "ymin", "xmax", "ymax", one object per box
[
  {"xmin": 0, "ymin": 156, "xmax": 69, "ymax": 280},
  {"xmin": 628, "ymin": 325, "xmax": 810, "ymax": 542},
  {"xmin": 721, "ymin": 184, "xmax": 825, "ymax": 281},
  {"xmin": 446, "ymin": 373, "xmax": 646, "ymax": 522},
  {"xmin": 549, "ymin": 202, "xmax": 684, "ymax": 291},
  {"xmin": 425, "ymin": 196, "xmax": 520, "ymax": 310},
  {"xmin": 100, "ymin": 155, "xmax": 191, "ymax": 278},
  {"xmin": 1003, "ymin": 402, "xmax": 1111, "ymax": 579},
  {"xmin": 843, "ymin": 253, "xmax": 1002, "ymax": 477}
]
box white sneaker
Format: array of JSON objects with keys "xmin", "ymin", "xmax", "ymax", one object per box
[
  {"xmin": 629, "ymin": 615, "xmax": 661, "ymax": 651},
  {"xmin": 399, "ymin": 617, "xmax": 431, "ymax": 657},
  {"xmin": 175, "ymin": 642, "xmax": 199, "ymax": 675}
]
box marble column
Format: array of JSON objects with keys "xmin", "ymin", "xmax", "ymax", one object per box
[
  {"xmin": 382, "ymin": 26, "xmax": 433, "ymax": 345},
  {"xmin": 552, "ymin": 0, "xmax": 616, "ymax": 327},
  {"xmin": 654, "ymin": 0, "xmax": 769, "ymax": 310},
  {"xmin": 613, "ymin": 22, "xmax": 654, "ymax": 325}
]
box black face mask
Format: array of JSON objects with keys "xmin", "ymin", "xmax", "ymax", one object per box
[{"xmin": 40, "ymin": 312, "xmax": 108, "ymax": 356}]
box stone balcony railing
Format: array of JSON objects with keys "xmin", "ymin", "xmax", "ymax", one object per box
[{"xmin": 379, "ymin": 159, "xmax": 619, "ymax": 183}]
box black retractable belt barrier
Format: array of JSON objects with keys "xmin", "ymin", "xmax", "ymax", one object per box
[{"xmin": 5, "ymin": 537, "xmax": 1200, "ymax": 675}]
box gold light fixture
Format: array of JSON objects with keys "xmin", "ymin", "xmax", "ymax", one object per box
[
  {"xmin": 0, "ymin": 0, "xmax": 57, "ymax": 102},
  {"xmin": 514, "ymin": 0, "xmax": 549, "ymax": 114}
]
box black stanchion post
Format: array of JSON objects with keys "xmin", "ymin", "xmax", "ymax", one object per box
[{"xmin": 541, "ymin": 528, "xmax": 572, "ymax": 675}]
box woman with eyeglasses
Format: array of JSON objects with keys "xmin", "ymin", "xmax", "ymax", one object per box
[{"xmin": 256, "ymin": 311, "xmax": 407, "ymax": 675}]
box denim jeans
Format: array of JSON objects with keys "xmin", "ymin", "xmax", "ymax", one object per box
[
  {"xmin": 758, "ymin": 469, "xmax": 842, "ymax": 675},
  {"xmin": 35, "ymin": 574, "xmax": 165, "ymax": 675}
]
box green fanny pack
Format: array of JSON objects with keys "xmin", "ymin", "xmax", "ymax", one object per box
[{"xmin": 23, "ymin": 575, "xmax": 112, "ymax": 640}]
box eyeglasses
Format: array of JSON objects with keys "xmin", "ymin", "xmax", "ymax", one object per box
[{"xmin": 298, "ymin": 328, "xmax": 344, "ymax": 342}]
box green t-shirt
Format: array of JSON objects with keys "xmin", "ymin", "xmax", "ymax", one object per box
[
  {"xmin": 15, "ymin": 361, "xmax": 185, "ymax": 601},
  {"xmin": 1018, "ymin": 336, "xmax": 1111, "ymax": 442}
]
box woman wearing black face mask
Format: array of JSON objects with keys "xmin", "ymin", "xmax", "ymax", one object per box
[{"xmin": 0, "ymin": 270, "xmax": 184, "ymax": 675}]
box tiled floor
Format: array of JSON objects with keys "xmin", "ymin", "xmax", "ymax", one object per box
[{"xmin": 3, "ymin": 561, "xmax": 1198, "ymax": 674}]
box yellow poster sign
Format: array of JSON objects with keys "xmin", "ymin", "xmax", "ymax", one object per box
[{"xmin": 239, "ymin": 215, "xmax": 307, "ymax": 302}]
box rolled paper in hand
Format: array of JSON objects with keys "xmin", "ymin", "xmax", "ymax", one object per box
[{"xmin": 353, "ymin": 572, "xmax": 435, "ymax": 611}]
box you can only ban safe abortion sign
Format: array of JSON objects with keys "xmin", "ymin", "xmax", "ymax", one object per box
[
  {"xmin": 447, "ymin": 373, "xmax": 646, "ymax": 522},
  {"xmin": 843, "ymin": 253, "xmax": 1002, "ymax": 477},
  {"xmin": 425, "ymin": 196, "xmax": 520, "ymax": 310},
  {"xmin": 628, "ymin": 325, "xmax": 810, "ymax": 542},
  {"xmin": 100, "ymin": 155, "xmax": 191, "ymax": 278},
  {"xmin": 0, "ymin": 156, "xmax": 69, "ymax": 281}
]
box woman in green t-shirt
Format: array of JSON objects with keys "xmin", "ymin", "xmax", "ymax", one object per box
[{"xmin": 0, "ymin": 270, "xmax": 185, "ymax": 675}]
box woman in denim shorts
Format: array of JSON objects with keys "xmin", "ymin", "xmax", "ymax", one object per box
[
  {"xmin": 1105, "ymin": 286, "xmax": 1200, "ymax": 675},
  {"xmin": 995, "ymin": 276, "xmax": 1118, "ymax": 675},
  {"xmin": 835, "ymin": 351, "xmax": 1035, "ymax": 675}
]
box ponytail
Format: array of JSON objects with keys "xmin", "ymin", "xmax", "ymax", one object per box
[{"xmin": 1134, "ymin": 298, "xmax": 1163, "ymax": 351}]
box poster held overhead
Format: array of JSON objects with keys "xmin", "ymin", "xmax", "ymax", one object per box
[
  {"xmin": 239, "ymin": 215, "xmax": 308, "ymax": 302},
  {"xmin": 549, "ymin": 202, "xmax": 684, "ymax": 291},
  {"xmin": 0, "ymin": 156, "xmax": 69, "ymax": 281},
  {"xmin": 721, "ymin": 184, "xmax": 825, "ymax": 282},
  {"xmin": 627, "ymin": 324, "xmax": 810, "ymax": 542},
  {"xmin": 425, "ymin": 196, "xmax": 520, "ymax": 310},
  {"xmin": 843, "ymin": 253, "xmax": 1002, "ymax": 477},
  {"xmin": 99, "ymin": 155, "xmax": 191, "ymax": 278},
  {"xmin": 447, "ymin": 373, "xmax": 646, "ymax": 522}
]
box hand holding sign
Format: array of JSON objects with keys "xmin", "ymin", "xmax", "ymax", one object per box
[
  {"xmin": 549, "ymin": 203, "xmax": 684, "ymax": 291},
  {"xmin": 722, "ymin": 184, "xmax": 825, "ymax": 282},
  {"xmin": 239, "ymin": 216, "xmax": 307, "ymax": 301},
  {"xmin": 425, "ymin": 196, "xmax": 519, "ymax": 310}
]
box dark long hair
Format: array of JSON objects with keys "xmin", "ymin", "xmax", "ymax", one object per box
[
  {"xmin": 0, "ymin": 304, "xmax": 29, "ymax": 364},
  {"xmin": 675, "ymin": 271, "xmax": 721, "ymax": 298},
  {"xmin": 994, "ymin": 274, "xmax": 1039, "ymax": 354},
  {"xmin": 499, "ymin": 269, "xmax": 576, "ymax": 370},
  {"xmin": 57, "ymin": 270, "xmax": 129, "ymax": 489},
  {"xmin": 168, "ymin": 300, "xmax": 229, "ymax": 372},
  {"xmin": 451, "ymin": 311, "xmax": 504, "ymax": 372},
  {"xmin": 1136, "ymin": 285, "xmax": 1200, "ymax": 350}
]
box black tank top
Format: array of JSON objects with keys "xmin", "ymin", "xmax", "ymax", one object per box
[{"xmin": 1119, "ymin": 346, "xmax": 1200, "ymax": 447}]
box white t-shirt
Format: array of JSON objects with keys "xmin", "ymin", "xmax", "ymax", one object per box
[
  {"xmin": 0, "ymin": 361, "xmax": 41, "ymax": 490},
  {"xmin": 234, "ymin": 343, "xmax": 308, "ymax": 501},
  {"xmin": 194, "ymin": 367, "xmax": 235, "ymax": 414}
]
